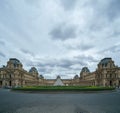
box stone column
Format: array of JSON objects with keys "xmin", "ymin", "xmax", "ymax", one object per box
[{"xmin": 103, "ymin": 79, "xmax": 106, "ymax": 87}]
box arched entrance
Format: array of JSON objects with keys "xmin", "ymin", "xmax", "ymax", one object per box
[
  {"xmin": 9, "ymin": 81, "xmax": 12, "ymax": 86},
  {"xmin": 119, "ymin": 81, "xmax": 120, "ymax": 88},
  {"xmin": 110, "ymin": 80, "xmax": 112, "ymax": 86}
]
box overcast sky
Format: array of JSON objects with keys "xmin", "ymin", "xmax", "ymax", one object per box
[{"xmin": 0, "ymin": 0, "xmax": 120, "ymax": 79}]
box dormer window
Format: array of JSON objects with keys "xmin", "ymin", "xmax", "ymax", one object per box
[
  {"xmin": 110, "ymin": 74, "xmax": 112, "ymax": 78},
  {"xmin": 105, "ymin": 63, "xmax": 107, "ymax": 67}
]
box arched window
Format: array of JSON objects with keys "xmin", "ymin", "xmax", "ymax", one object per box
[
  {"xmin": 110, "ymin": 74, "xmax": 112, "ymax": 78},
  {"xmin": 110, "ymin": 64, "xmax": 112, "ymax": 68},
  {"xmin": 10, "ymin": 74, "xmax": 12, "ymax": 79},
  {"xmin": 106, "ymin": 74, "xmax": 107, "ymax": 78},
  {"xmin": 110, "ymin": 80, "xmax": 112, "ymax": 86},
  {"xmin": 105, "ymin": 63, "xmax": 107, "ymax": 67}
]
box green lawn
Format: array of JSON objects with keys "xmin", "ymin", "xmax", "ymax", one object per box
[{"xmin": 12, "ymin": 86, "xmax": 115, "ymax": 91}]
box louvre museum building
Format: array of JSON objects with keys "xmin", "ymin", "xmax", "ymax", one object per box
[{"xmin": 0, "ymin": 58, "xmax": 120, "ymax": 87}]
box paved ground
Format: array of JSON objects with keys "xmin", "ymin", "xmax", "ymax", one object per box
[{"xmin": 0, "ymin": 89, "xmax": 120, "ymax": 113}]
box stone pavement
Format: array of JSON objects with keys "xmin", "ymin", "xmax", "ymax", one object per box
[{"xmin": 0, "ymin": 89, "xmax": 120, "ymax": 113}]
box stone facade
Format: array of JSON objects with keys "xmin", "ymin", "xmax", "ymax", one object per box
[
  {"xmin": 0, "ymin": 58, "xmax": 120, "ymax": 88},
  {"xmin": 95, "ymin": 58, "xmax": 120, "ymax": 86},
  {"xmin": 79, "ymin": 58, "xmax": 120, "ymax": 87},
  {"xmin": 0, "ymin": 58, "xmax": 40, "ymax": 87}
]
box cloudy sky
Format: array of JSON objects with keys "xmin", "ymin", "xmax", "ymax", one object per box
[{"xmin": 0, "ymin": 0, "xmax": 120, "ymax": 79}]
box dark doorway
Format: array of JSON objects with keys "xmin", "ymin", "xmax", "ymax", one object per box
[
  {"xmin": 118, "ymin": 80, "xmax": 120, "ymax": 87},
  {"xmin": 110, "ymin": 80, "xmax": 112, "ymax": 86},
  {"xmin": 0, "ymin": 81, "xmax": 2, "ymax": 87},
  {"xmin": 9, "ymin": 81, "xmax": 12, "ymax": 86}
]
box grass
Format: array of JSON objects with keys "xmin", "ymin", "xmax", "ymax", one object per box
[{"xmin": 12, "ymin": 86, "xmax": 115, "ymax": 92}]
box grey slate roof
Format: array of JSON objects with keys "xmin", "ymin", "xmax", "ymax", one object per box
[
  {"xmin": 81, "ymin": 67, "xmax": 90, "ymax": 73},
  {"xmin": 29, "ymin": 67, "xmax": 38, "ymax": 73}
]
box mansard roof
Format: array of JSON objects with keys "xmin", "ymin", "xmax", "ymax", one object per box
[
  {"xmin": 29, "ymin": 67, "xmax": 38, "ymax": 73},
  {"xmin": 39, "ymin": 75, "xmax": 44, "ymax": 79},
  {"xmin": 74, "ymin": 75, "xmax": 79, "ymax": 79},
  {"xmin": 81, "ymin": 67, "xmax": 90, "ymax": 73},
  {"xmin": 99, "ymin": 58, "xmax": 112, "ymax": 65},
  {"xmin": 9, "ymin": 58, "xmax": 22, "ymax": 65}
]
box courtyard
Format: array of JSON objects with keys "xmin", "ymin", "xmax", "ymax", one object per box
[{"xmin": 0, "ymin": 89, "xmax": 120, "ymax": 113}]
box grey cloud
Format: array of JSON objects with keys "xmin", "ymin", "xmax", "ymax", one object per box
[
  {"xmin": 66, "ymin": 43, "xmax": 94, "ymax": 51},
  {"xmin": 51, "ymin": 0, "xmax": 120, "ymax": 42},
  {"xmin": 0, "ymin": 52, "xmax": 5, "ymax": 57},
  {"xmin": 74, "ymin": 55, "xmax": 98, "ymax": 63},
  {"xmin": 45, "ymin": 59, "xmax": 86, "ymax": 69},
  {"xmin": 99, "ymin": 44, "xmax": 120, "ymax": 53},
  {"xmin": 109, "ymin": 31, "xmax": 120, "ymax": 38},
  {"xmin": 50, "ymin": 23, "xmax": 77, "ymax": 41},
  {"xmin": 26, "ymin": 55, "xmax": 92, "ymax": 75},
  {"xmin": 65, "ymin": 72, "xmax": 78, "ymax": 75},
  {"xmin": 0, "ymin": 41, "xmax": 5, "ymax": 46},
  {"xmin": 60, "ymin": 0, "xmax": 77, "ymax": 10},
  {"xmin": 80, "ymin": 44, "xmax": 94, "ymax": 51},
  {"xmin": 38, "ymin": 67, "xmax": 47, "ymax": 73},
  {"xmin": 25, "ymin": 60, "xmax": 35, "ymax": 67},
  {"xmin": 20, "ymin": 49, "xmax": 34, "ymax": 56},
  {"xmin": 45, "ymin": 75, "xmax": 55, "ymax": 79},
  {"xmin": 89, "ymin": 0, "xmax": 120, "ymax": 21},
  {"xmin": 86, "ymin": 0, "xmax": 120, "ymax": 33},
  {"xmin": 38, "ymin": 67, "xmax": 53, "ymax": 75},
  {"xmin": 1, "ymin": 0, "xmax": 119, "ymax": 78},
  {"xmin": 56, "ymin": 74, "xmax": 73, "ymax": 79},
  {"xmin": 25, "ymin": 0, "xmax": 40, "ymax": 5},
  {"xmin": 57, "ymin": 59, "xmax": 74, "ymax": 68},
  {"xmin": 105, "ymin": 0, "xmax": 120, "ymax": 21}
]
